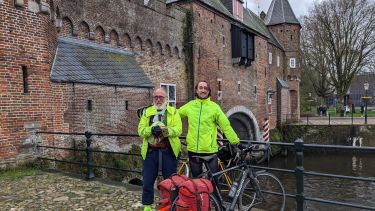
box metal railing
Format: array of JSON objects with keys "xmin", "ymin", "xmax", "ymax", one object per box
[
  {"xmin": 285, "ymin": 113, "xmax": 373, "ymax": 125},
  {"xmin": 36, "ymin": 131, "xmax": 143, "ymax": 179},
  {"xmin": 250, "ymin": 140, "xmax": 375, "ymax": 211},
  {"xmin": 35, "ymin": 131, "xmax": 375, "ymax": 210}
]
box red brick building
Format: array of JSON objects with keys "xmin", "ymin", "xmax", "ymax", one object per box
[{"xmin": 0, "ymin": 0, "xmax": 300, "ymax": 166}]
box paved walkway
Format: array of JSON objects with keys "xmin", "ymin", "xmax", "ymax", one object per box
[
  {"xmin": 298, "ymin": 117, "xmax": 375, "ymax": 125},
  {"xmin": 0, "ymin": 171, "xmax": 156, "ymax": 211}
]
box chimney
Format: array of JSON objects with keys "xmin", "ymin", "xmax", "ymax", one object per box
[{"xmin": 260, "ymin": 11, "xmax": 266, "ymax": 20}]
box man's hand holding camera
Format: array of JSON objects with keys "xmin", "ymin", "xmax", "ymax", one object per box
[{"xmin": 151, "ymin": 125, "xmax": 169, "ymax": 138}]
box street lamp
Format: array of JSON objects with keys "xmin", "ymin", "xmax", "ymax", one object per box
[
  {"xmin": 308, "ymin": 92, "xmax": 312, "ymax": 111},
  {"xmin": 364, "ymin": 82, "xmax": 369, "ymax": 124}
]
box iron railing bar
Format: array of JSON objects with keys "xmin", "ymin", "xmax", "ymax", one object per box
[
  {"xmin": 303, "ymin": 144, "xmax": 375, "ymax": 151},
  {"xmin": 304, "ymin": 196, "xmax": 375, "ymax": 210},
  {"xmin": 37, "ymin": 157, "xmax": 85, "ymax": 165},
  {"xmin": 36, "ymin": 131, "xmax": 86, "ymax": 135},
  {"xmin": 305, "ymin": 171, "xmax": 375, "ymax": 182},
  {"xmin": 252, "ymin": 166, "xmax": 295, "ymax": 173},
  {"xmin": 37, "ymin": 145, "xmax": 86, "ymax": 152},
  {"xmin": 91, "ymin": 150, "xmax": 141, "ymax": 156},
  {"xmin": 248, "ymin": 141, "xmax": 294, "ymax": 147},
  {"xmin": 285, "ymin": 193, "xmax": 296, "ymax": 198},
  {"xmin": 91, "ymin": 164, "xmax": 142, "ymax": 174}
]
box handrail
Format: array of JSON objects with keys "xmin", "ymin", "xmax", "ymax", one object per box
[{"xmin": 35, "ymin": 131, "xmax": 375, "ymax": 210}]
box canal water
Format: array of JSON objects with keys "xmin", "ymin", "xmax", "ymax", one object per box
[{"xmin": 268, "ymin": 152, "xmax": 375, "ymax": 211}]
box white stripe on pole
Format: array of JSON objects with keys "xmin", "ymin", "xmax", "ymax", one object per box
[{"xmin": 263, "ymin": 118, "xmax": 269, "ymax": 142}]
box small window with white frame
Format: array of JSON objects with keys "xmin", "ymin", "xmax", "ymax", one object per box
[
  {"xmin": 160, "ymin": 83, "xmax": 176, "ymax": 107},
  {"xmin": 290, "ymin": 58, "xmax": 296, "ymax": 68},
  {"xmin": 268, "ymin": 52, "xmax": 272, "ymax": 64},
  {"xmin": 277, "ymin": 56, "xmax": 280, "ymax": 67}
]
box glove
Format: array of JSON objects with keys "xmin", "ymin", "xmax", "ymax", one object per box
[
  {"xmin": 160, "ymin": 125, "xmax": 169, "ymax": 138},
  {"xmin": 151, "ymin": 125, "xmax": 162, "ymax": 137}
]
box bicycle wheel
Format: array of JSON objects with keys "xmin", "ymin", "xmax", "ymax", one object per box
[
  {"xmin": 177, "ymin": 162, "xmax": 190, "ymax": 177},
  {"xmin": 239, "ymin": 172, "xmax": 285, "ymax": 211},
  {"xmin": 217, "ymin": 168, "xmax": 242, "ymax": 203},
  {"xmin": 170, "ymin": 194, "xmax": 222, "ymax": 211}
]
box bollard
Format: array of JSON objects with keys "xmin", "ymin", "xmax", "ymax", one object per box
[
  {"xmin": 85, "ymin": 131, "xmax": 95, "ymax": 180},
  {"xmin": 295, "ymin": 139, "xmax": 305, "ymax": 211}
]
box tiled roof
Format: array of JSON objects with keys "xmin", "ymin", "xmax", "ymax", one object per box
[
  {"xmin": 167, "ymin": 0, "xmax": 233, "ymax": 17},
  {"xmin": 277, "ymin": 77, "xmax": 289, "ymax": 88},
  {"xmin": 264, "ymin": 0, "xmax": 300, "ymax": 26},
  {"xmin": 243, "ymin": 8, "xmax": 283, "ymax": 49},
  {"xmin": 51, "ymin": 37, "xmax": 153, "ymax": 88}
]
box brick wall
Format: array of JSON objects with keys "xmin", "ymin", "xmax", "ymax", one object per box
[
  {"xmin": 0, "ymin": 0, "xmax": 66, "ymax": 166},
  {"xmin": 189, "ymin": 3, "xmax": 257, "ymax": 115}
]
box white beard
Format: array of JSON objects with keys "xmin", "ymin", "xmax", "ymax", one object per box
[{"xmin": 154, "ymin": 101, "xmax": 167, "ymax": 111}]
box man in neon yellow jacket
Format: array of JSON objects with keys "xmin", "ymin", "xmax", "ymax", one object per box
[
  {"xmin": 179, "ymin": 81, "xmax": 239, "ymax": 177},
  {"xmin": 138, "ymin": 88, "xmax": 182, "ymax": 211}
]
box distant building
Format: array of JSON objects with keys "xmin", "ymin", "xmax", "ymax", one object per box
[{"xmin": 349, "ymin": 73, "xmax": 375, "ymax": 106}]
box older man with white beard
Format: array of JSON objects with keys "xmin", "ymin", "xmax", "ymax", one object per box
[{"xmin": 137, "ymin": 88, "xmax": 182, "ymax": 211}]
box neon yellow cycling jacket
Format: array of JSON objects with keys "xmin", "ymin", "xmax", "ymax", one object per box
[
  {"xmin": 178, "ymin": 98, "xmax": 239, "ymax": 153},
  {"xmin": 138, "ymin": 105, "xmax": 182, "ymax": 160}
]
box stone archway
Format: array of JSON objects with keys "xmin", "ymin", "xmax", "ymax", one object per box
[{"xmin": 226, "ymin": 106, "xmax": 261, "ymax": 141}]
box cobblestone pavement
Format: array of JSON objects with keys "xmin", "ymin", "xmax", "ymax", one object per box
[{"xmin": 0, "ymin": 171, "xmax": 160, "ymax": 211}]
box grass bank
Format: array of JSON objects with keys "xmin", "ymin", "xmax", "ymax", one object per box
[{"xmin": 0, "ymin": 163, "xmax": 40, "ymax": 180}]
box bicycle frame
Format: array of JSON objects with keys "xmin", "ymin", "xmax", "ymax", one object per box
[{"xmin": 203, "ymin": 161, "xmax": 250, "ymax": 211}]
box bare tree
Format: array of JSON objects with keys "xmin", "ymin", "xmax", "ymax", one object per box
[{"xmin": 301, "ymin": 0, "xmax": 375, "ymax": 113}]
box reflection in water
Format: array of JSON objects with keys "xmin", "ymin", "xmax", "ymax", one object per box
[
  {"xmin": 267, "ymin": 152, "xmax": 375, "ymax": 211},
  {"xmin": 352, "ymin": 156, "xmax": 363, "ymax": 172}
]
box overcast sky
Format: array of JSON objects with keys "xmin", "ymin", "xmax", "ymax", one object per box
[{"xmin": 246, "ymin": 0, "xmax": 321, "ymax": 19}]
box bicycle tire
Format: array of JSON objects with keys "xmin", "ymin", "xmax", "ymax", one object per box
[
  {"xmin": 239, "ymin": 172, "xmax": 285, "ymax": 211},
  {"xmin": 217, "ymin": 168, "xmax": 242, "ymax": 203},
  {"xmin": 170, "ymin": 194, "xmax": 223, "ymax": 211}
]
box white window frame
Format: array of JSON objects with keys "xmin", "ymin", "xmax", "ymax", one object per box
[
  {"xmin": 160, "ymin": 83, "xmax": 176, "ymax": 107},
  {"xmin": 277, "ymin": 56, "xmax": 280, "ymax": 67},
  {"xmin": 290, "ymin": 58, "xmax": 296, "ymax": 68},
  {"xmin": 268, "ymin": 52, "xmax": 272, "ymax": 64}
]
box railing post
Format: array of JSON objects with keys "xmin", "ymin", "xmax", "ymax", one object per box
[
  {"xmin": 328, "ymin": 113, "xmax": 331, "ymax": 126},
  {"xmin": 295, "ymin": 139, "xmax": 305, "ymax": 211},
  {"xmin": 306, "ymin": 115, "xmax": 309, "ymax": 125},
  {"xmin": 85, "ymin": 131, "xmax": 95, "ymax": 180}
]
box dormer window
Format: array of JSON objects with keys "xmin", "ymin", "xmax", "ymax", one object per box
[{"xmin": 233, "ymin": 0, "xmax": 243, "ymax": 21}]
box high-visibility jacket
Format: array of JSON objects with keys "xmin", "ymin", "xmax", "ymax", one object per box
[
  {"xmin": 178, "ymin": 98, "xmax": 239, "ymax": 153},
  {"xmin": 138, "ymin": 105, "xmax": 182, "ymax": 160}
]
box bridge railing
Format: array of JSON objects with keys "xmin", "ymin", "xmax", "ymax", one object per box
[
  {"xmin": 35, "ymin": 131, "xmax": 375, "ymax": 210},
  {"xmin": 250, "ymin": 140, "xmax": 375, "ymax": 211}
]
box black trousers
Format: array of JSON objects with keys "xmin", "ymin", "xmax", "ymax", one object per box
[{"xmin": 188, "ymin": 151, "xmax": 218, "ymax": 178}]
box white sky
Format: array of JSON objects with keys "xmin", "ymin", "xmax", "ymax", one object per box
[{"xmin": 246, "ymin": 0, "xmax": 322, "ymax": 19}]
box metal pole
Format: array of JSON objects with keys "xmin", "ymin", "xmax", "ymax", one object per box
[
  {"xmin": 328, "ymin": 113, "xmax": 331, "ymax": 126},
  {"xmin": 351, "ymin": 104, "xmax": 354, "ymax": 125},
  {"xmin": 295, "ymin": 139, "xmax": 305, "ymax": 211},
  {"xmin": 85, "ymin": 131, "xmax": 95, "ymax": 180},
  {"xmin": 365, "ymin": 90, "xmax": 368, "ymax": 125}
]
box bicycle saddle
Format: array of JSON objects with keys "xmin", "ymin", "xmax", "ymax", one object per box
[{"xmin": 193, "ymin": 154, "xmax": 217, "ymax": 162}]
